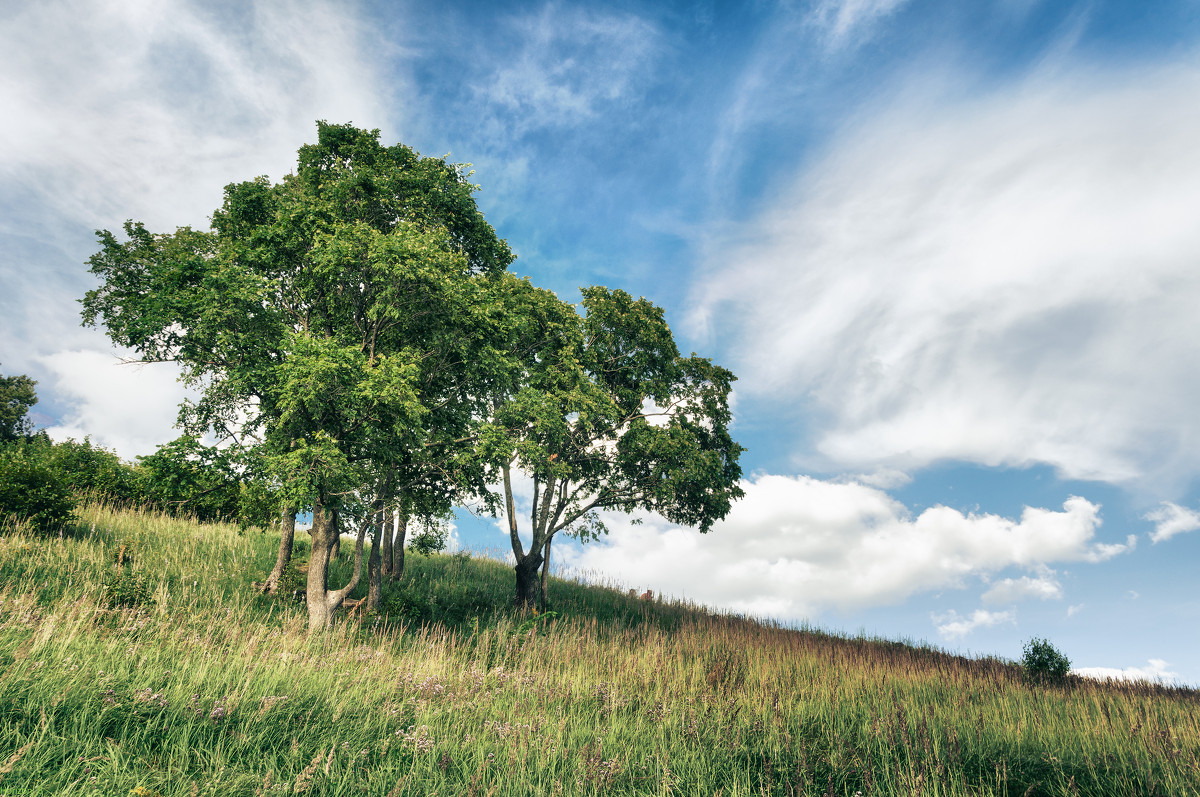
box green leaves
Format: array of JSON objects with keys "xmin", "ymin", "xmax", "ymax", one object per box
[
  {"xmin": 82, "ymin": 124, "xmax": 516, "ymax": 524},
  {"xmin": 0, "ymin": 366, "xmax": 38, "ymax": 443},
  {"xmin": 481, "ymin": 280, "xmax": 745, "ymax": 552}
]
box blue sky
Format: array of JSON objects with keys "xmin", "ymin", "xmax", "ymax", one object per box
[{"xmin": 3, "ymin": 0, "xmax": 1200, "ymax": 683}]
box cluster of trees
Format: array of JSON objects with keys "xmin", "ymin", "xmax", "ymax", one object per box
[
  {"xmin": 77, "ymin": 122, "xmax": 744, "ymax": 631},
  {"xmin": 0, "ymin": 369, "xmax": 279, "ymax": 531}
]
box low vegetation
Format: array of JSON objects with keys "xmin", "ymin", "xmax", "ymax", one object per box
[{"xmin": 0, "ymin": 503, "xmax": 1197, "ymax": 796}]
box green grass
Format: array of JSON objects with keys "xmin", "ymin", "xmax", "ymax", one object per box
[{"xmin": 0, "ymin": 503, "xmax": 1197, "ymax": 796}]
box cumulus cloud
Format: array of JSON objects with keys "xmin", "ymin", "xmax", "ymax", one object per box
[
  {"xmin": 1074, "ymin": 659, "xmax": 1180, "ymax": 684},
  {"xmin": 39, "ymin": 350, "xmax": 191, "ymax": 459},
  {"xmin": 932, "ymin": 608, "xmax": 1015, "ymax": 639},
  {"xmin": 557, "ymin": 473, "xmax": 1131, "ymax": 619},
  {"xmin": 1067, "ymin": 603, "xmax": 1085, "ymax": 618},
  {"xmin": 692, "ymin": 60, "xmax": 1200, "ymax": 494},
  {"xmin": 1144, "ymin": 501, "xmax": 1200, "ymax": 543},
  {"xmin": 981, "ymin": 571, "xmax": 1063, "ymax": 604}
]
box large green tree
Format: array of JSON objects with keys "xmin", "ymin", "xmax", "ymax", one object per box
[
  {"xmin": 83, "ymin": 122, "xmax": 512, "ymax": 629},
  {"xmin": 479, "ymin": 278, "xmax": 745, "ymax": 608}
]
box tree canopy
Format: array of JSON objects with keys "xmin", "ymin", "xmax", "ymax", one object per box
[
  {"xmin": 83, "ymin": 122, "xmax": 514, "ymax": 629},
  {"xmin": 478, "ymin": 277, "xmax": 745, "ymax": 606},
  {"xmin": 82, "ymin": 121, "xmax": 744, "ymax": 625}
]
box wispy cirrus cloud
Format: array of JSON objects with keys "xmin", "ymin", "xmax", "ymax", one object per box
[
  {"xmin": 0, "ymin": 0, "xmax": 391, "ymax": 459},
  {"xmin": 809, "ymin": 0, "xmax": 912, "ymax": 47},
  {"xmin": 0, "ymin": 0, "xmax": 391, "ymax": 234},
  {"xmin": 692, "ymin": 59, "xmax": 1200, "ymax": 495},
  {"xmin": 472, "ymin": 4, "xmax": 659, "ymax": 137}
]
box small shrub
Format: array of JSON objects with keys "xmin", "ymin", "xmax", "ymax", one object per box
[
  {"xmin": 380, "ymin": 579, "xmax": 433, "ymax": 623},
  {"xmin": 0, "ymin": 450, "xmax": 77, "ymax": 533},
  {"xmin": 408, "ymin": 526, "xmax": 447, "ymax": 556},
  {"xmin": 276, "ymin": 559, "xmax": 308, "ymax": 597},
  {"xmin": 1022, "ymin": 637, "xmax": 1071, "ymax": 684},
  {"xmin": 102, "ymin": 569, "xmax": 153, "ymax": 608}
]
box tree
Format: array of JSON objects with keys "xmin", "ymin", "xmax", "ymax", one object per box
[
  {"xmin": 479, "ymin": 279, "xmax": 745, "ymax": 608},
  {"xmin": 83, "ymin": 122, "xmax": 512, "ymax": 629},
  {"xmin": 1022, "ymin": 637, "xmax": 1071, "ymax": 685},
  {"xmin": 0, "ymin": 366, "xmax": 38, "ymax": 444}
]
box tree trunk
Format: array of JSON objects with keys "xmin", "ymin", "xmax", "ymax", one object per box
[
  {"xmin": 381, "ymin": 504, "xmax": 393, "ymax": 578},
  {"xmin": 514, "ymin": 551, "xmax": 543, "ymax": 610},
  {"xmin": 391, "ymin": 512, "xmax": 407, "ymax": 578},
  {"xmin": 305, "ymin": 497, "xmax": 368, "ymax": 631},
  {"xmin": 539, "ymin": 535, "xmax": 552, "ymax": 609},
  {"xmin": 330, "ymin": 529, "xmax": 341, "ymax": 561},
  {"xmin": 264, "ymin": 504, "xmax": 296, "ymax": 594},
  {"xmin": 366, "ymin": 502, "xmax": 383, "ymax": 613}
]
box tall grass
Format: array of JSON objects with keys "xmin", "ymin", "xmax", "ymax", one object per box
[{"xmin": 0, "ymin": 503, "xmax": 1196, "ymax": 796}]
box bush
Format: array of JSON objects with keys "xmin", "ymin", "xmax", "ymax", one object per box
[
  {"xmin": 0, "ymin": 449, "xmax": 77, "ymax": 533},
  {"xmin": 101, "ymin": 568, "xmax": 153, "ymax": 608},
  {"xmin": 1022, "ymin": 637, "xmax": 1071, "ymax": 684},
  {"xmin": 408, "ymin": 526, "xmax": 448, "ymax": 556}
]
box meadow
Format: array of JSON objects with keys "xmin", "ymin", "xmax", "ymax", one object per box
[{"xmin": 0, "ymin": 503, "xmax": 1196, "ymax": 796}]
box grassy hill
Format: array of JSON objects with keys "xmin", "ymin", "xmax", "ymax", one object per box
[{"xmin": 0, "ymin": 504, "xmax": 1196, "ymax": 796}]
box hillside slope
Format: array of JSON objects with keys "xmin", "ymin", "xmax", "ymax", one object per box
[{"xmin": 0, "ymin": 504, "xmax": 1196, "ymax": 796}]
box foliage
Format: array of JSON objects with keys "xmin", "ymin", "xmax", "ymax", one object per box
[
  {"xmin": 0, "ymin": 365, "xmax": 38, "ymax": 443},
  {"xmin": 1022, "ymin": 636, "xmax": 1072, "ymax": 685},
  {"xmin": 100, "ymin": 567, "xmax": 153, "ymax": 609},
  {"xmin": 478, "ymin": 277, "xmax": 745, "ymax": 605},
  {"xmin": 23, "ymin": 436, "xmax": 143, "ymax": 505},
  {"xmin": 136, "ymin": 435, "xmax": 279, "ymax": 526},
  {"xmin": 0, "ymin": 503, "xmax": 1197, "ymax": 796},
  {"xmin": 82, "ymin": 121, "xmax": 516, "ymax": 627},
  {"xmin": 0, "ymin": 448, "xmax": 77, "ymax": 533}
]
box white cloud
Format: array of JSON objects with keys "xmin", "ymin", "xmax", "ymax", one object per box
[
  {"xmin": 981, "ymin": 571, "xmax": 1063, "ymax": 604},
  {"xmin": 39, "ymin": 349, "xmax": 191, "ymax": 459},
  {"xmin": 0, "ymin": 0, "xmax": 391, "ymax": 235},
  {"xmin": 932, "ymin": 608, "xmax": 1016, "ymax": 639},
  {"xmin": 1145, "ymin": 501, "xmax": 1200, "ymax": 543},
  {"xmin": 844, "ymin": 468, "xmax": 912, "ymax": 489},
  {"xmin": 1074, "ymin": 659, "xmax": 1180, "ymax": 684},
  {"xmin": 692, "ymin": 60, "xmax": 1200, "ymax": 494},
  {"xmin": 1067, "ymin": 602, "xmax": 1085, "ymax": 618},
  {"xmin": 558, "ymin": 473, "xmax": 1130, "ymax": 619},
  {"xmin": 0, "ymin": 0, "xmax": 391, "ymax": 458}
]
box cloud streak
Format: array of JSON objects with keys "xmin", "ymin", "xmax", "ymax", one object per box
[
  {"xmin": 693, "ymin": 59, "xmax": 1200, "ymax": 494},
  {"xmin": 0, "ymin": 0, "xmax": 391, "ymax": 460}
]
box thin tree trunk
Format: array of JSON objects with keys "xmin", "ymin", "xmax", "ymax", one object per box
[
  {"xmin": 391, "ymin": 512, "xmax": 407, "ymax": 578},
  {"xmin": 330, "ymin": 529, "xmax": 341, "ymax": 560},
  {"xmin": 539, "ymin": 535, "xmax": 552, "ymax": 609},
  {"xmin": 366, "ymin": 499, "xmax": 384, "ymax": 613},
  {"xmin": 381, "ymin": 503, "xmax": 393, "ymax": 578},
  {"xmin": 264, "ymin": 504, "xmax": 296, "ymax": 594}
]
